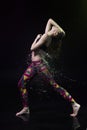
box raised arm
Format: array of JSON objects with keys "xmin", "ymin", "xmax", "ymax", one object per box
[
  {"xmin": 31, "ymin": 34, "xmax": 42, "ymax": 47},
  {"xmin": 45, "ymin": 18, "xmax": 65, "ymax": 35},
  {"xmin": 30, "ymin": 34, "xmax": 48, "ymax": 51}
]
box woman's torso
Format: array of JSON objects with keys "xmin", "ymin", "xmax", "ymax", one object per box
[
  {"xmin": 31, "ymin": 50, "xmax": 41, "ymax": 61},
  {"xmin": 31, "ymin": 34, "xmax": 52, "ymax": 62}
]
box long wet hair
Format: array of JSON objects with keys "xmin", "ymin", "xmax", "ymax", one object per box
[
  {"xmin": 44, "ymin": 32, "xmax": 65, "ymax": 76},
  {"xmin": 47, "ymin": 32, "xmax": 65, "ymax": 61}
]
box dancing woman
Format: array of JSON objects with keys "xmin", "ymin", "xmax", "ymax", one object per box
[{"xmin": 16, "ymin": 18, "xmax": 80, "ymax": 117}]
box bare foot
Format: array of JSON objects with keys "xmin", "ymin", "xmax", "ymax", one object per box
[
  {"xmin": 70, "ymin": 103, "xmax": 80, "ymax": 117},
  {"xmin": 16, "ymin": 107, "xmax": 30, "ymax": 116}
]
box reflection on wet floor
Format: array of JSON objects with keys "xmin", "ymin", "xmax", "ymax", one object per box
[
  {"xmin": 0, "ymin": 103, "xmax": 87, "ymax": 130},
  {"xmin": 16, "ymin": 114, "xmax": 30, "ymax": 122},
  {"xmin": 16, "ymin": 114, "xmax": 80, "ymax": 130},
  {"xmin": 72, "ymin": 117, "xmax": 80, "ymax": 130}
]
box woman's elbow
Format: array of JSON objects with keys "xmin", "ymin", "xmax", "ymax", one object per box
[
  {"xmin": 48, "ymin": 18, "xmax": 52, "ymax": 21},
  {"xmin": 30, "ymin": 47, "xmax": 33, "ymax": 51},
  {"xmin": 47, "ymin": 18, "xmax": 52, "ymax": 24}
]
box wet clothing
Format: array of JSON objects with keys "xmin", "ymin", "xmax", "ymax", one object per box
[{"xmin": 18, "ymin": 60, "xmax": 75, "ymax": 107}]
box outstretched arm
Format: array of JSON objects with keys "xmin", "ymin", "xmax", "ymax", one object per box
[{"xmin": 45, "ymin": 18, "xmax": 65, "ymax": 35}]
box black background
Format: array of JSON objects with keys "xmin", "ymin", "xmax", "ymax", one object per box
[{"xmin": 0, "ymin": 0, "xmax": 87, "ymax": 111}]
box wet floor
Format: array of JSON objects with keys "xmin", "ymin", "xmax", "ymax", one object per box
[
  {"xmin": 1, "ymin": 95, "xmax": 87, "ymax": 130},
  {"xmin": 0, "ymin": 76, "xmax": 87, "ymax": 130}
]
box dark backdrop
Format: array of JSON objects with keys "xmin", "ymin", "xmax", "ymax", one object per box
[{"xmin": 0, "ymin": 0, "xmax": 87, "ymax": 110}]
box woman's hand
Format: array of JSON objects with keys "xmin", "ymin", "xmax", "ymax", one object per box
[
  {"xmin": 36, "ymin": 34, "xmax": 42, "ymax": 39},
  {"xmin": 31, "ymin": 33, "xmax": 47, "ymax": 51}
]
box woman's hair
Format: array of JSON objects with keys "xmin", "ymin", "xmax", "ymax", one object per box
[
  {"xmin": 47, "ymin": 32, "xmax": 64, "ymax": 59},
  {"xmin": 45, "ymin": 33, "xmax": 65, "ymax": 76}
]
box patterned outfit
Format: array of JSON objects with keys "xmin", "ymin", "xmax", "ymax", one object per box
[{"xmin": 18, "ymin": 60, "xmax": 75, "ymax": 107}]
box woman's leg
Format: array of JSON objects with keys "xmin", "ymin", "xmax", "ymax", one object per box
[
  {"xmin": 16, "ymin": 63, "xmax": 36, "ymax": 116},
  {"xmin": 39, "ymin": 65, "xmax": 80, "ymax": 117}
]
